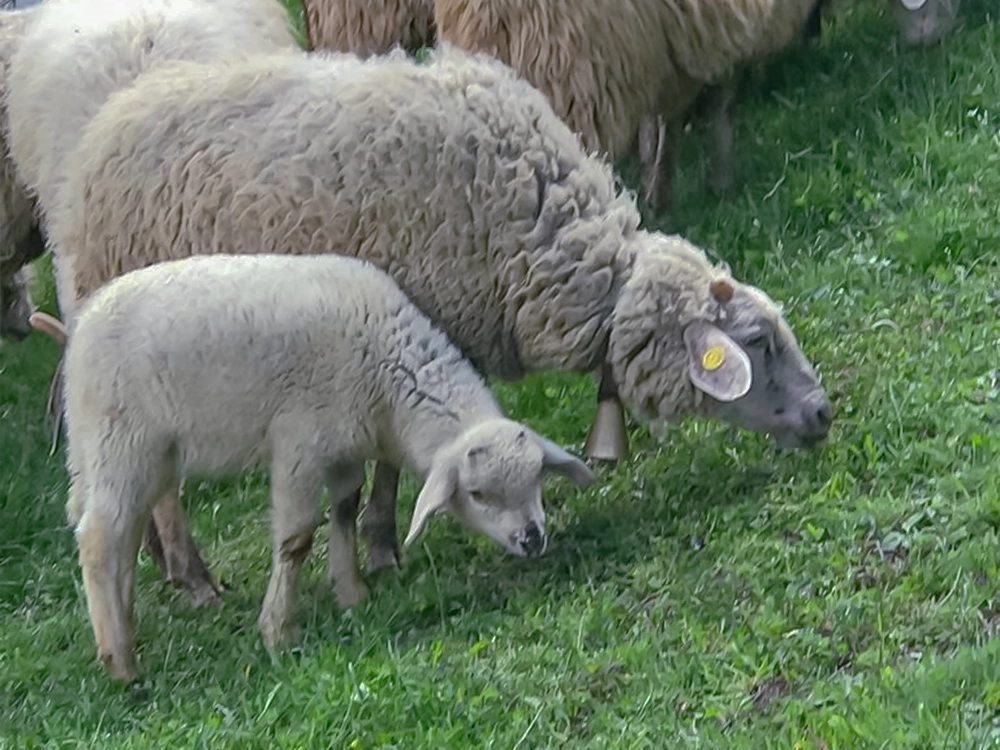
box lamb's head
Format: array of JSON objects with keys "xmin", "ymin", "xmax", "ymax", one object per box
[
  {"xmin": 404, "ymin": 418, "xmax": 594, "ymax": 556},
  {"xmin": 609, "ymin": 234, "xmax": 832, "ymax": 449}
]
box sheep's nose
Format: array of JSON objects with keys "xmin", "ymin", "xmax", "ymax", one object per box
[
  {"xmin": 803, "ymin": 393, "xmax": 833, "ymax": 441},
  {"xmin": 520, "ymin": 522, "xmax": 545, "ymax": 558}
]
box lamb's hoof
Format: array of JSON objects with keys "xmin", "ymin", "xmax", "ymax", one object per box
[
  {"xmin": 334, "ymin": 580, "xmax": 370, "ymax": 610},
  {"xmin": 366, "ymin": 540, "xmax": 403, "ymax": 575},
  {"xmin": 583, "ymin": 401, "xmax": 630, "ymax": 465},
  {"xmin": 184, "ymin": 575, "xmax": 226, "ymax": 608},
  {"xmin": 258, "ymin": 612, "xmax": 298, "ymax": 649}
]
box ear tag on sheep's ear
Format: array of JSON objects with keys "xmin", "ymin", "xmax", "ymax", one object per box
[
  {"xmin": 683, "ymin": 321, "xmax": 752, "ymax": 403},
  {"xmin": 900, "ymin": 0, "xmax": 927, "ymax": 9}
]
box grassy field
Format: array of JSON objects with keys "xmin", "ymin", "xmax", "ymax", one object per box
[{"xmin": 2, "ymin": 1, "xmax": 1000, "ymax": 747}]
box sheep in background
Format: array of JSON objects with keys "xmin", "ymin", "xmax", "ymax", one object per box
[
  {"xmin": 65, "ymin": 253, "xmax": 594, "ymax": 681},
  {"xmin": 6, "ymin": 0, "xmax": 298, "ymax": 328},
  {"xmin": 47, "ymin": 45, "xmax": 831, "ymax": 598},
  {"xmin": 5, "ymin": 0, "xmax": 299, "ymax": 605},
  {"xmin": 304, "ymin": 0, "xmax": 434, "ymax": 55},
  {"xmin": 434, "ymin": 0, "xmax": 826, "ymax": 215},
  {"xmin": 0, "ymin": 7, "xmax": 43, "ymax": 342}
]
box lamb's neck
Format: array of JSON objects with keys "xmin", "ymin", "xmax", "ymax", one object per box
[{"xmin": 380, "ymin": 351, "xmax": 501, "ymax": 479}]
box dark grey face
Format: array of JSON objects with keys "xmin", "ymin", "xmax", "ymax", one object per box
[
  {"xmin": 0, "ymin": 266, "xmax": 33, "ymax": 341},
  {"xmin": 894, "ymin": 0, "xmax": 961, "ymax": 45},
  {"xmin": 702, "ymin": 318, "xmax": 833, "ymax": 448}
]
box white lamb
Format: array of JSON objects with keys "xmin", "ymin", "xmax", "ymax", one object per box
[{"xmin": 65, "ymin": 252, "xmax": 594, "ymax": 682}]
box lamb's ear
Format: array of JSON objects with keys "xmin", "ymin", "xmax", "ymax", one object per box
[
  {"xmin": 29, "ymin": 311, "xmax": 68, "ymax": 346},
  {"xmin": 683, "ymin": 320, "xmax": 752, "ymax": 402},
  {"xmin": 404, "ymin": 463, "xmax": 458, "ymax": 548},
  {"xmin": 526, "ymin": 428, "xmax": 595, "ymax": 487}
]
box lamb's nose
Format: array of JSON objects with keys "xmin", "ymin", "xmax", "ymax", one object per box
[{"xmin": 520, "ymin": 521, "xmax": 545, "ymax": 557}]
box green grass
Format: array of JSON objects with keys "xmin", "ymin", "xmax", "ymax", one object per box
[{"xmin": 2, "ymin": 1, "xmax": 1000, "ymax": 747}]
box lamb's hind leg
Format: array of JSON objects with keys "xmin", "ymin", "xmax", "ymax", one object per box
[
  {"xmin": 361, "ymin": 462, "xmax": 402, "ymax": 573},
  {"xmin": 75, "ymin": 480, "xmax": 150, "ymax": 682},
  {"xmin": 583, "ymin": 362, "xmax": 630, "ymax": 464},
  {"xmin": 327, "ymin": 464, "xmax": 369, "ymax": 607}
]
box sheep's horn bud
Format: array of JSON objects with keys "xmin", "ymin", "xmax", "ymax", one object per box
[
  {"xmin": 709, "ymin": 279, "xmax": 734, "ymax": 303},
  {"xmin": 30, "ymin": 311, "xmax": 68, "ymax": 346}
]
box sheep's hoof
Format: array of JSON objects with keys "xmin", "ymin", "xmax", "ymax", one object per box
[
  {"xmin": 366, "ymin": 540, "xmax": 403, "ymax": 575},
  {"xmin": 101, "ymin": 650, "xmax": 140, "ymax": 683},
  {"xmin": 258, "ymin": 612, "xmax": 299, "ymax": 649},
  {"xmin": 334, "ymin": 579, "xmax": 370, "ymax": 610},
  {"xmin": 583, "ymin": 400, "xmax": 630, "ymax": 465}
]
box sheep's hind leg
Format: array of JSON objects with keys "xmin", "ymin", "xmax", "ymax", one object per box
[
  {"xmin": 638, "ymin": 114, "xmax": 676, "ymax": 217},
  {"xmin": 258, "ymin": 457, "xmax": 325, "ymax": 648},
  {"xmin": 327, "ymin": 464, "xmax": 369, "ymax": 607},
  {"xmin": 76, "ymin": 487, "xmax": 149, "ymax": 682},
  {"xmin": 361, "ymin": 462, "xmax": 403, "ymax": 573},
  {"xmin": 583, "ymin": 363, "xmax": 630, "ymax": 464},
  {"xmin": 146, "ymin": 485, "xmax": 224, "ymax": 606}
]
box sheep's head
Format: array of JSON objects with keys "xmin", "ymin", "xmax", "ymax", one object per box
[
  {"xmin": 609, "ymin": 234, "xmax": 832, "ymax": 449},
  {"xmin": 0, "ymin": 263, "xmax": 32, "ymax": 341},
  {"xmin": 404, "ymin": 418, "xmax": 594, "ymax": 556}
]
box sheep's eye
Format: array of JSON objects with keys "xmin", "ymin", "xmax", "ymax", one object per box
[
  {"xmin": 745, "ymin": 335, "xmax": 769, "ymax": 351},
  {"xmin": 468, "ymin": 490, "xmax": 484, "ymax": 502}
]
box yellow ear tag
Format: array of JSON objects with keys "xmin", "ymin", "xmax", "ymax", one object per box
[{"xmin": 702, "ymin": 345, "xmax": 726, "ymax": 371}]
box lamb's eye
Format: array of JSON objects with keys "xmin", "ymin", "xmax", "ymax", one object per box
[{"xmin": 468, "ymin": 490, "xmax": 484, "ymax": 502}]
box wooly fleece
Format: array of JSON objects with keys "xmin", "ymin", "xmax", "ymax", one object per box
[
  {"xmin": 435, "ymin": 0, "xmax": 822, "ymax": 164},
  {"xmin": 58, "ymin": 44, "xmax": 819, "ymax": 427},
  {"xmin": 65, "ymin": 252, "xmax": 593, "ymax": 679},
  {"xmin": 0, "ymin": 8, "xmax": 43, "ymax": 340},
  {"xmin": 4, "ymin": 0, "xmax": 297, "ymax": 322},
  {"xmin": 305, "ymin": 0, "xmax": 435, "ymax": 55}
]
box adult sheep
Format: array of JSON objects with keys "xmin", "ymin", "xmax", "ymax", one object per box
[
  {"xmin": 5, "ymin": 0, "xmax": 298, "ymax": 604},
  {"xmin": 0, "ymin": 7, "xmax": 44, "ymax": 342},
  {"xmin": 45, "ymin": 44, "xmax": 832, "ymax": 600},
  {"xmin": 6, "ymin": 0, "xmax": 298, "ymax": 329}
]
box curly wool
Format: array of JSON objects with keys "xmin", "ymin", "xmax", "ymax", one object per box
[
  {"xmin": 305, "ymin": 0, "xmax": 435, "ymax": 56},
  {"xmin": 435, "ymin": 0, "xmax": 820, "ymax": 161},
  {"xmin": 6, "ymin": 0, "xmax": 297, "ymax": 233},
  {"xmin": 59, "ymin": 45, "xmax": 646, "ymax": 380}
]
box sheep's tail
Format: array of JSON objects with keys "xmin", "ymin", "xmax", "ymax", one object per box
[{"xmin": 29, "ymin": 310, "xmax": 67, "ymax": 345}]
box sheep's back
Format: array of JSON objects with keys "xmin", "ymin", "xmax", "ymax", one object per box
[
  {"xmin": 63, "ymin": 49, "xmax": 638, "ymax": 380},
  {"xmin": 6, "ymin": 0, "xmax": 297, "ymax": 219}
]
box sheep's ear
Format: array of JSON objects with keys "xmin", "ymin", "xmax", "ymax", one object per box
[
  {"xmin": 526, "ymin": 428, "xmax": 595, "ymax": 486},
  {"xmin": 29, "ymin": 311, "xmax": 68, "ymax": 346},
  {"xmin": 404, "ymin": 463, "xmax": 458, "ymax": 548},
  {"xmin": 683, "ymin": 320, "xmax": 752, "ymax": 402}
]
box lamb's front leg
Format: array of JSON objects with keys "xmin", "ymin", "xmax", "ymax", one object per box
[
  {"xmin": 583, "ymin": 362, "xmax": 630, "ymax": 463},
  {"xmin": 361, "ymin": 462, "xmax": 402, "ymax": 573},
  {"xmin": 326, "ymin": 464, "xmax": 369, "ymax": 607},
  {"xmin": 258, "ymin": 459, "xmax": 326, "ymax": 648}
]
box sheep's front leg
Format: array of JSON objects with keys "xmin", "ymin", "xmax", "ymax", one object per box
[
  {"xmin": 327, "ymin": 464, "xmax": 369, "ymax": 607},
  {"xmin": 145, "ymin": 484, "xmax": 224, "ymax": 606},
  {"xmin": 258, "ymin": 459, "xmax": 325, "ymax": 649},
  {"xmin": 583, "ymin": 362, "xmax": 630, "ymax": 464},
  {"xmin": 638, "ymin": 114, "xmax": 677, "ymax": 217},
  {"xmin": 361, "ymin": 462, "xmax": 403, "ymax": 573},
  {"xmin": 76, "ymin": 486, "xmax": 149, "ymax": 682},
  {"xmin": 704, "ymin": 74, "xmax": 740, "ymax": 197}
]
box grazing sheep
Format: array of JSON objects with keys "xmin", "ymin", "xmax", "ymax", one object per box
[
  {"xmin": 48, "ymin": 45, "xmax": 831, "ymax": 597},
  {"xmin": 65, "ymin": 252, "xmax": 594, "ymax": 681},
  {"xmin": 0, "ymin": 7, "xmax": 43, "ymax": 342},
  {"xmin": 5, "ymin": 0, "xmax": 298, "ymax": 326},
  {"xmin": 434, "ymin": 0, "xmax": 825, "ymax": 214},
  {"xmin": 304, "ymin": 0, "xmax": 435, "ymax": 55}
]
